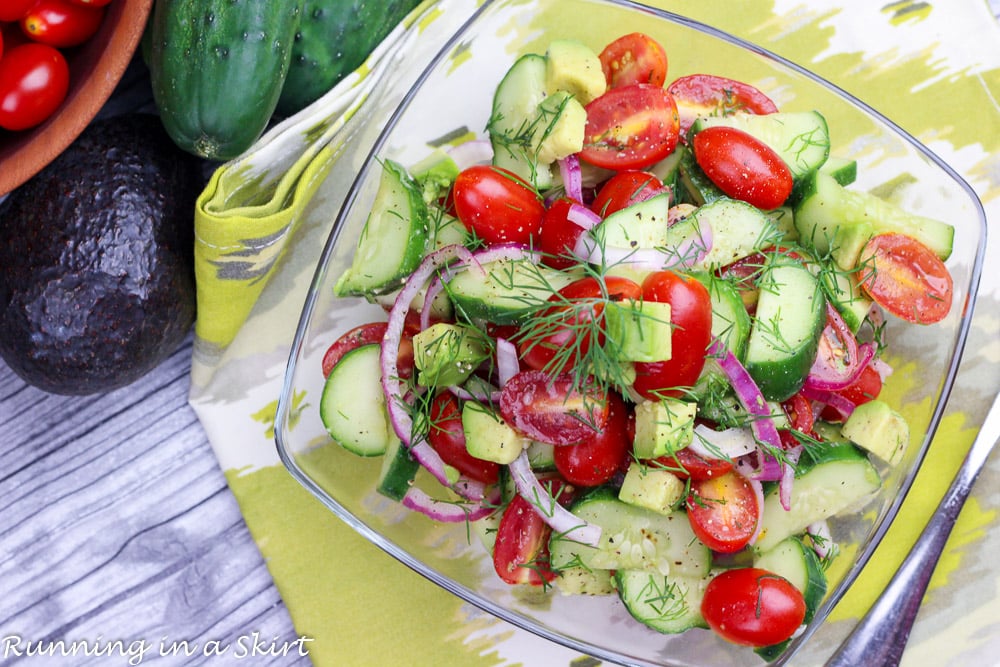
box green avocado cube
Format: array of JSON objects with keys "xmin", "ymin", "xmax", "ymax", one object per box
[
  {"xmin": 840, "ymin": 398, "xmax": 909, "ymax": 466},
  {"xmin": 619, "ymin": 462, "xmax": 686, "ymax": 515},
  {"xmin": 545, "ymin": 39, "xmax": 606, "ymax": 104},
  {"xmin": 412, "ymin": 322, "xmax": 489, "ymax": 387},
  {"xmin": 633, "ymin": 398, "xmax": 697, "ymax": 459},
  {"xmin": 461, "ymin": 402, "xmax": 527, "ymax": 465}
]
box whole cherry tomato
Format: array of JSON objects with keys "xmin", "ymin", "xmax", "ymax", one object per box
[
  {"xmin": 451, "ymin": 165, "xmax": 545, "ymax": 246},
  {"xmin": 0, "ymin": 0, "xmax": 38, "ymax": 22},
  {"xmin": 538, "ymin": 197, "xmax": 585, "ymax": 270},
  {"xmin": 701, "ymin": 568, "xmax": 806, "ymax": 647},
  {"xmin": 579, "ymin": 84, "xmax": 680, "ymax": 171},
  {"xmin": 598, "ymin": 32, "xmax": 668, "ymax": 88},
  {"xmin": 0, "ymin": 43, "xmax": 70, "ymax": 131},
  {"xmin": 591, "ymin": 171, "xmax": 664, "ymax": 218},
  {"xmin": 650, "ymin": 446, "xmax": 733, "ymax": 481},
  {"xmin": 553, "ymin": 391, "xmax": 631, "ymax": 486},
  {"xmin": 67, "ymin": 0, "xmax": 115, "ymax": 7},
  {"xmin": 692, "ymin": 125, "xmax": 793, "ymax": 210},
  {"xmin": 21, "ymin": 0, "xmax": 106, "ymax": 49}
]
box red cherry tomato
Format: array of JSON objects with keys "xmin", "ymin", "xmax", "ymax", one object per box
[
  {"xmin": 821, "ymin": 364, "xmax": 884, "ymax": 422},
  {"xmin": 322, "ymin": 323, "xmax": 388, "ymax": 377},
  {"xmin": 451, "ymin": 165, "xmax": 544, "ymax": 246},
  {"xmin": 538, "ymin": 197, "xmax": 585, "ymax": 270},
  {"xmin": 518, "ymin": 275, "xmax": 642, "ymax": 373},
  {"xmin": 579, "ymin": 83, "xmax": 680, "ymax": 171},
  {"xmin": 701, "ymin": 568, "xmax": 807, "ymax": 647},
  {"xmin": 21, "ymin": 0, "xmax": 105, "ymax": 48},
  {"xmin": 857, "ymin": 232, "xmax": 953, "ymax": 324},
  {"xmin": 692, "ymin": 125, "xmax": 793, "ymax": 210},
  {"xmin": 553, "ymin": 391, "xmax": 631, "ymax": 486},
  {"xmin": 667, "ymin": 73, "xmax": 779, "ymax": 138},
  {"xmin": 632, "ymin": 271, "xmax": 712, "ymax": 400},
  {"xmin": 0, "ymin": 0, "xmax": 38, "ymax": 22},
  {"xmin": 66, "ymin": 0, "xmax": 114, "ymax": 7},
  {"xmin": 0, "ymin": 43, "xmax": 69, "ymax": 131},
  {"xmin": 591, "ymin": 171, "xmax": 664, "ymax": 218},
  {"xmin": 427, "ymin": 392, "xmax": 501, "ymax": 485},
  {"xmin": 651, "ymin": 446, "xmax": 733, "ymax": 481},
  {"xmin": 685, "ymin": 470, "xmax": 759, "ymax": 553},
  {"xmin": 499, "ymin": 370, "xmax": 610, "ymax": 446},
  {"xmin": 598, "ymin": 32, "xmax": 668, "ymax": 88},
  {"xmin": 780, "ymin": 392, "xmax": 815, "ymax": 448},
  {"xmin": 493, "ymin": 478, "xmax": 573, "ymax": 585}
]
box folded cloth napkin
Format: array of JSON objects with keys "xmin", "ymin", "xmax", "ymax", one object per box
[{"xmin": 189, "ymin": 1, "xmax": 1000, "ymax": 665}]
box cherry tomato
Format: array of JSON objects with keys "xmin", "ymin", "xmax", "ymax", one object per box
[
  {"xmin": 821, "ymin": 364, "xmax": 883, "ymax": 421},
  {"xmin": 598, "ymin": 32, "xmax": 668, "ymax": 88},
  {"xmin": 493, "ymin": 477, "xmax": 573, "ymax": 585},
  {"xmin": 780, "ymin": 392, "xmax": 814, "ymax": 448},
  {"xmin": 451, "ymin": 165, "xmax": 544, "ymax": 246},
  {"xmin": 66, "ymin": 0, "xmax": 114, "ymax": 7},
  {"xmin": 650, "ymin": 446, "xmax": 733, "ymax": 481},
  {"xmin": 632, "ymin": 271, "xmax": 712, "ymax": 400},
  {"xmin": 322, "ymin": 323, "xmax": 387, "ymax": 377},
  {"xmin": 686, "ymin": 470, "xmax": 759, "ymax": 553},
  {"xmin": 667, "ymin": 73, "xmax": 779, "ymax": 138},
  {"xmin": 21, "ymin": 0, "xmax": 105, "ymax": 48},
  {"xmin": 427, "ymin": 392, "xmax": 501, "ymax": 485},
  {"xmin": 499, "ymin": 370, "xmax": 610, "ymax": 446},
  {"xmin": 0, "ymin": 43, "xmax": 69, "ymax": 131},
  {"xmin": 692, "ymin": 126, "xmax": 792, "ymax": 210},
  {"xmin": 553, "ymin": 391, "xmax": 631, "ymax": 486},
  {"xmin": 591, "ymin": 171, "xmax": 664, "ymax": 218},
  {"xmin": 538, "ymin": 197, "xmax": 585, "ymax": 270},
  {"xmin": 579, "ymin": 84, "xmax": 680, "ymax": 171},
  {"xmin": 0, "ymin": 0, "xmax": 38, "ymax": 22},
  {"xmin": 518, "ymin": 275, "xmax": 642, "ymax": 373},
  {"xmin": 701, "ymin": 568, "xmax": 807, "ymax": 647},
  {"xmin": 856, "ymin": 232, "xmax": 953, "ymax": 324},
  {"xmin": 0, "ymin": 27, "xmax": 4, "ymax": 61}
]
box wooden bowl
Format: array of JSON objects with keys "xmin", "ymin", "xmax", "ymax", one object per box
[{"xmin": 0, "ymin": 0, "xmax": 154, "ymax": 197}]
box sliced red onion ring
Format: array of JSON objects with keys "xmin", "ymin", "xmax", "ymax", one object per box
[
  {"xmin": 566, "ymin": 203, "xmax": 602, "ymax": 230},
  {"xmin": 744, "ymin": 471, "xmax": 766, "ymax": 546},
  {"xmin": 558, "ymin": 155, "xmax": 583, "ymax": 203},
  {"xmin": 496, "ymin": 337, "xmax": 519, "ymax": 386},
  {"xmin": 402, "ymin": 485, "xmax": 501, "ymax": 522},
  {"xmin": 448, "ymin": 139, "xmax": 493, "ymax": 170},
  {"xmin": 800, "ymin": 384, "xmax": 857, "ymax": 421},
  {"xmin": 806, "ymin": 520, "xmax": 836, "ymax": 559},
  {"xmin": 708, "ymin": 340, "xmax": 782, "ymax": 452},
  {"xmin": 805, "ymin": 304, "xmax": 874, "ymax": 392},
  {"xmin": 508, "ymin": 451, "xmax": 602, "ymax": 547},
  {"xmin": 778, "ymin": 446, "xmax": 802, "ymax": 512}
]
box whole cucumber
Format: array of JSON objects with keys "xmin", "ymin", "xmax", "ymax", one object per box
[
  {"xmin": 276, "ymin": 0, "xmax": 422, "ymax": 117},
  {"xmin": 148, "ymin": 0, "xmax": 304, "ymax": 160}
]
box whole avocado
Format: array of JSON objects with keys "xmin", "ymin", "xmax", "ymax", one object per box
[{"xmin": 0, "ymin": 114, "xmax": 201, "ymax": 395}]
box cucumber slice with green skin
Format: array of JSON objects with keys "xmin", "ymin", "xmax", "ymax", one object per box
[
  {"xmin": 591, "ymin": 192, "xmax": 673, "ymax": 249},
  {"xmin": 488, "ymin": 54, "xmax": 554, "ymax": 190},
  {"xmin": 815, "ymin": 259, "xmax": 873, "ymax": 333},
  {"xmin": 691, "ymin": 111, "xmax": 831, "ymax": 184},
  {"xmin": 686, "ymin": 197, "xmax": 783, "ymax": 270},
  {"xmin": 320, "ymin": 344, "xmax": 394, "ymax": 456},
  {"xmin": 745, "ymin": 257, "xmax": 826, "ymax": 401},
  {"xmin": 614, "ymin": 569, "xmax": 711, "ymax": 634},
  {"xmin": 335, "ymin": 159, "xmax": 430, "ymax": 297},
  {"xmin": 446, "ymin": 258, "xmax": 573, "ymax": 325},
  {"xmin": 376, "ymin": 433, "xmax": 419, "ymax": 501},
  {"xmin": 677, "ymin": 147, "xmax": 725, "ymax": 205},
  {"xmin": 820, "ymin": 155, "xmax": 857, "ymax": 186},
  {"xmin": 549, "ymin": 487, "xmax": 712, "ymax": 577},
  {"xmin": 753, "ymin": 536, "xmax": 827, "ymax": 623},
  {"xmin": 692, "ymin": 272, "xmax": 752, "ymax": 360},
  {"xmin": 793, "ymin": 171, "xmax": 954, "ymax": 262},
  {"xmin": 753, "ymin": 442, "xmax": 881, "ymax": 553}
]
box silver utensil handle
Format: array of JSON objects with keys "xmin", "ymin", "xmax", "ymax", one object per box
[{"xmin": 826, "ymin": 391, "xmax": 1000, "ymax": 667}]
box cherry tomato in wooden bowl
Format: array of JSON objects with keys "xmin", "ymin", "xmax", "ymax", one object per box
[{"xmin": 0, "ymin": 43, "xmax": 71, "ymax": 131}]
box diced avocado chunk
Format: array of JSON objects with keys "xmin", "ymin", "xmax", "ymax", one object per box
[
  {"xmin": 412, "ymin": 322, "xmax": 490, "ymax": 387},
  {"xmin": 841, "ymin": 398, "xmax": 909, "ymax": 466},
  {"xmin": 535, "ymin": 91, "xmax": 587, "ymax": 164},
  {"xmin": 829, "ymin": 220, "xmax": 874, "ymax": 271},
  {"xmin": 461, "ymin": 402, "xmax": 528, "ymax": 464},
  {"xmin": 545, "ymin": 39, "xmax": 606, "ymax": 104},
  {"xmin": 410, "ymin": 148, "xmax": 460, "ymax": 205},
  {"xmin": 619, "ymin": 462, "xmax": 686, "ymax": 514},
  {"xmin": 633, "ymin": 398, "xmax": 697, "ymax": 459},
  {"xmin": 604, "ymin": 300, "xmax": 672, "ymax": 363}
]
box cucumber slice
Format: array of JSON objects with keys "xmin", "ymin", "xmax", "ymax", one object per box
[
  {"xmin": 820, "ymin": 155, "xmax": 857, "ymax": 186},
  {"xmin": 446, "ymin": 258, "xmax": 573, "ymax": 325},
  {"xmin": 592, "ymin": 192, "xmax": 672, "ymax": 249},
  {"xmin": 793, "ymin": 171, "xmax": 954, "ymax": 262},
  {"xmin": 376, "ymin": 434, "xmax": 419, "ymax": 501},
  {"xmin": 615, "ymin": 569, "xmax": 711, "ymax": 634},
  {"xmin": 691, "ymin": 111, "xmax": 831, "ymax": 183},
  {"xmin": 693, "ymin": 272, "xmax": 752, "ymax": 360},
  {"xmin": 488, "ymin": 54, "xmax": 555, "ymax": 190},
  {"xmin": 549, "ymin": 487, "xmax": 712, "ymax": 577},
  {"xmin": 320, "ymin": 344, "xmax": 395, "ymax": 457},
  {"xmin": 686, "ymin": 197, "xmax": 783, "ymax": 270},
  {"xmin": 677, "ymin": 147, "xmax": 725, "ymax": 205},
  {"xmin": 335, "ymin": 160, "xmax": 430, "ymax": 297},
  {"xmin": 753, "ymin": 442, "xmax": 881, "ymax": 552},
  {"xmin": 744, "ymin": 257, "xmax": 826, "ymax": 401},
  {"xmin": 753, "ymin": 536, "xmax": 827, "ymax": 622}
]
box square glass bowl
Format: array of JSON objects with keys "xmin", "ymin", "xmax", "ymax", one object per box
[{"xmin": 275, "ymin": 0, "xmax": 987, "ymax": 664}]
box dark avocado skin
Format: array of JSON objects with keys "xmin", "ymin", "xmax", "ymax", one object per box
[{"xmin": 0, "ymin": 114, "xmax": 202, "ymax": 395}]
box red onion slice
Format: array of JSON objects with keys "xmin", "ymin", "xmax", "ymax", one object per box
[
  {"xmin": 800, "ymin": 384, "xmax": 857, "ymax": 421},
  {"xmin": 558, "ymin": 155, "xmax": 584, "ymax": 203},
  {"xmin": 566, "ymin": 203, "xmax": 602, "ymax": 230},
  {"xmin": 689, "ymin": 424, "xmax": 758, "ymax": 460},
  {"xmin": 496, "ymin": 337, "xmax": 519, "ymax": 386},
  {"xmin": 508, "ymin": 451, "xmax": 602, "ymax": 547},
  {"xmin": 805, "ymin": 304, "xmax": 873, "ymax": 392},
  {"xmin": 708, "ymin": 341, "xmax": 782, "ymax": 451},
  {"xmin": 402, "ymin": 485, "xmax": 501, "ymax": 523},
  {"xmin": 778, "ymin": 446, "xmax": 802, "ymax": 511},
  {"xmin": 447, "ymin": 139, "xmax": 493, "ymax": 170}
]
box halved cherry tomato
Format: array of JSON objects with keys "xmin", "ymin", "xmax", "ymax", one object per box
[
  {"xmin": 856, "ymin": 232, "xmax": 953, "ymax": 324},
  {"xmin": 579, "ymin": 84, "xmax": 680, "ymax": 171},
  {"xmin": 0, "ymin": 0, "xmax": 38, "ymax": 22},
  {"xmin": 701, "ymin": 568, "xmax": 806, "ymax": 647},
  {"xmin": 493, "ymin": 478, "xmax": 573, "ymax": 585},
  {"xmin": 651, "ymin": 446, "xmax": 733, "ymax": 481},
  {"xmin": 633, "ymin": 271, "xmax": 712, "ymax": 400},
  {"xmin": 538, "ymin": 197, "xmax": 585, "ymax": 270},
  {"xmin": 451, "ymin": 165, "xmax": 544, "ymax": 246},
  {"xmin": 692, "ymin": 125, "xmax": 792, "ymax": 210},
  {"xmin": 591, "ymin": 171, "xmax": 664, "ymax": 218},
  {"xmin": 67, "ymin": 0, "xmax": 114, "ymax": 6},
  {"xmin": 686, "ymin": 470, "xmax": 759, "ymax": 553},
  {"xmin": 427, "ymin": 392, "xmax": 501, "ymax": 485},
  {"xmin": 780, "ymin": 392, "xmax": 814, "ymax": 448},
  {"xmin": 0, "ymin": 43, "xmax": 69, "ymax": 131},
  {"xmin": 21, "ymin": 0, "xmax": 105, "ymax": 48},
  {"xmin": 821, "ymin": 364, "xmax": 883, "ymax": 421},
  {"xmin": 518, "ymin": 275, "xmax": 642, "ymax": 373},
  {"xmin": 553, "ymin": 391, "xmax": 631, "ymax": 486},
  {"xmin": 667, "ymin": 73, "xmax": 779, "ymax": 138},
  {"xmin": 321, "ymin": 322, "xmax": 414, "ymax": 381},
  {"xmin": 499, "ymin": 370, "xmax": 610, "ymax": 446},
  {"xmin": 598, "ymin": 32, "xmax": 668, "ymax": 88}
]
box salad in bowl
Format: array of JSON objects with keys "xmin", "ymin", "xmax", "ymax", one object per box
[{"xmin": 275, "ymin": 1, "xmax": 985, "ymax": 665}]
